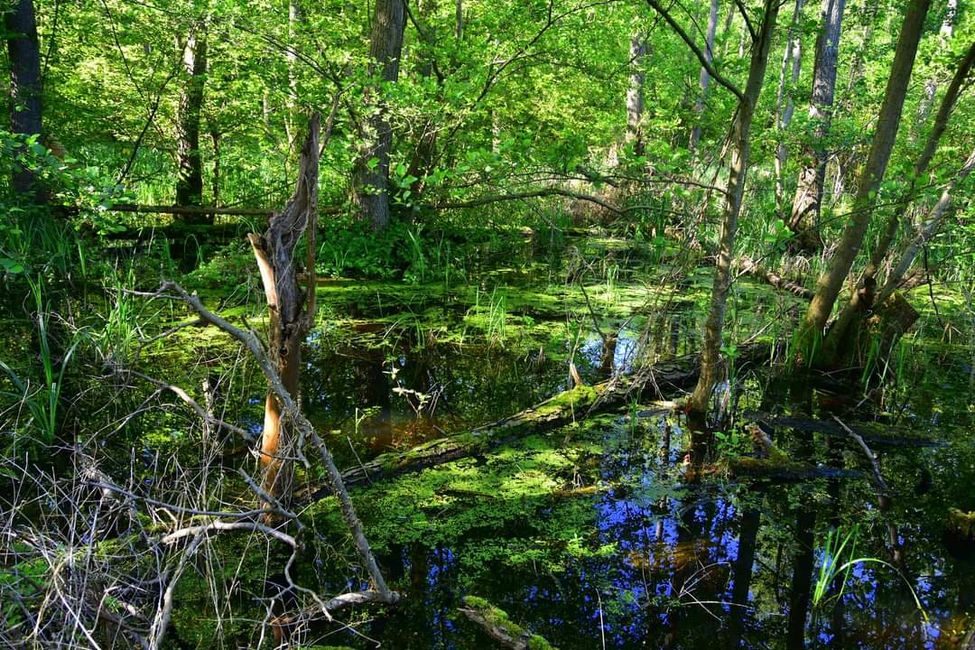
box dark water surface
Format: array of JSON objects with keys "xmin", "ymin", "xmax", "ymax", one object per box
[{"xmin": 283, "ymin": 251, "xmax": 975, "ymax": 649}]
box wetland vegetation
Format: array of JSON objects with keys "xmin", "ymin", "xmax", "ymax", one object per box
[{"xmin": 2, "ymin": 0, "xmax": 975, "ymax": 648}]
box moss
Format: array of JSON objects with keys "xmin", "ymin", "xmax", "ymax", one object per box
[{"xmin": 462, "ymin": 595, "xmax": 527, "ymax": 636}]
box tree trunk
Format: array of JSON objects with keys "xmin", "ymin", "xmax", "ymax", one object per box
[
  {"xmin": 686, "ymin": 0, "xmax": 781, "ymax": 418},
  {"xmin": 175, "ymin": 27, "xmax": 208, "ymax": 223},
  {"xmin": 797, "ymin": 0, "xmax": 930, "ymax": 360},
  {"xmin": 689, "ymin": 0, "xmax": 719, "ymax": 154},
  {"xmin": 773, "ymin": 0, "xmax": 804, "ymax": 220},
  {"xmin": 285, "ymin": 0, "xmax": 301, "ymax": 155},
  {"xmin": 249, "ymin": 114, "xmax": 320, "ymax": 504},
  {"xmin": 405, "ymin": 0, "xmax": 441, "ymax": 199},
  {"xmin": 352, "ymin": 0, "xmax": 406, "ymax": 231},
  {"xmin": 788, "ymin": 0, "xmax": 846, "ymax": 251},
  {"xmin": 865, "ymin": 38, "xmax": 975, "ymax": 281},
  {"xmin": 823, "ymin": 41, "xmax": 974, "ymax": 357},
  {"xmin": 5, "ymin": 0, "xmax": 45, "ymax": 200},
  {"xmin": 626, "ymin": 32, "xmax": 648, "ymax": 157}
]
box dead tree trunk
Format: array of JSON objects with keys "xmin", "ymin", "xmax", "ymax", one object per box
[
  {"xmin": 248, "ymin": 114, "xmax": 320, "ymax": 504},
  {"xmin": 875, "ymin": 146, "xmax": 975, "ymax": 306},
  {"xmin": 352, "ymin": 0, "xmax": 406, "ymax": 231},
  {"xmin": 797, "ymin": 0, "xmax": 930, "ymax": 362},
  {"xmin": 788, "ymin": 0, "xmax": 846, "ymax": 251},
  {"xmin": 175, "ymin": 27, "xmax": 208, "ymax": 223},
  {"xmin": 689, "ymin": 0, "xmax": 719, "ymax": 154},
  {"xmin": 5, "ymin": 0, "xmax": 45, "ymax": 201}
]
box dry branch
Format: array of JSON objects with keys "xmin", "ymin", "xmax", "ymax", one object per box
[{"xmin": 153, "ymin": 281, "xmax": 396, "ymax": 604}]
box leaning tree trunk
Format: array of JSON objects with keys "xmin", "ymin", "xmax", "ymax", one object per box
[
  {"xmin": 788, "ymin": 0, "xmax": 846, "ymax": 251},
  {"xmin": 874, "ymin": 146, "xmax": 975, "ymax": 307},
  {"xmin": 914, "ymin": 0, "xmax": 956, "ymax": 128},
  {"xmin": 248, "ymin": 114, "xmax": 319, "ymax": 504},
  {"xmin": 686, "ymin": 0, "xmax": 781, "ymax": 418},
  {"xmin": 175, "ymin": 27, "xmax": 208, "ymax": 223},
  {"xmin": 797, "ymin": 0, "xmax": 930, "ymax": 362},
  {"xmin": 824, "ymin": 38, "xmax": 975, "ymax": 357},
  {"xmin": 773, "ymin": 0, "xmax": 805, "ymax": 220},
  {"xmin": 5, "ymin": 0, "xmax": 45, "ymax": 201},
  {"xmin": 352, "ymin": 0, "xmax": 406, "ymax": 231},
  {"xmin": 689, "ymin": 0, "xmax": 719, "ymax": 155},
  {"xmin": 864, "ymin": 39, "xmax": 975, "ymax": 282}
]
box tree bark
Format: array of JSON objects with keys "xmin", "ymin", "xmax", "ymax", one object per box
[
  {"xmin": 865, "ymin": 39, "xmax": 975, "ymax": 281},
  {"xmin": 788, "ymin": 0, "xmax": 846, "ymax": 251},
  {"xmin": 915, "ymin": 0, "xmax": 957, "ymax": 126},
  {"xmin": 175, "ymin": 27, "xmax": 208, "ymax": 223},
  {"xmin": 249, "ymin": 114, "xmax": 319, "ymax": 504},
  {"xmin": 797, "ymin": 0, "xmax": 930, "ymax": 360},
  {"xmin": 824, "ymin": 39, "xmax": 975, "ymax": 355},
  {"xmin": 689, "ymin": 0, "xmax": 719, "ymax": 154},
  {"xmin": 773, "ymin": 0, "xmax": 804, "ymax": 220},
  {"xmin": 685, "ymin": 0, "xmax": 781, "ymax": 418},
  {"xmin": 5, "ymin": 0, "xmax": 45, "ymax": 200},
  {"xmin": 626, "ymin": 32, "xmax": 648, "ymax": 157},
  {"xmin": 352, "ymin": 0, "xmax": 406, "ymax": 231}
]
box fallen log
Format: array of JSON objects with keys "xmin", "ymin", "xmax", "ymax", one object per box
[
  {"xmin": 745, "ymin": 413, "xmax": 943, "ymax": 448},
  {"xmin": 729, "ymin": 457, "xmax": 860, "ymax": 482},
  {"xmin": 301, "ymin": 343, "xmax": 770, "ymax": 502}
]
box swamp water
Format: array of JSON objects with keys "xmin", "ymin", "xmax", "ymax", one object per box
[{"xmin": 104, "ymin": 239, "xmax": 975, "ymax": 648}]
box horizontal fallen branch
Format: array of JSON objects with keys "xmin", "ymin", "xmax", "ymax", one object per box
[
  {"xmin": 108, "ymin": 204, "xmax": 346, "ymax": 217},
  {"xmin": 737, "ymin": 257, "xmax": 813, "ymax": 299}
]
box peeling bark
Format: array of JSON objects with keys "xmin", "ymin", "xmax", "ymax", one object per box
[{"xmin": 249, "ymin": 114, "xmax": 319, "ymax": 504}]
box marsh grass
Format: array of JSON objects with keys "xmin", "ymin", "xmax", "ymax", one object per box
[{"xmin": 0, "ymin": 276, "xmax": 80, "ymax": 450}]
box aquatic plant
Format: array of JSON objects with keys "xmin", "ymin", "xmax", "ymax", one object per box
[{"xmin": 812, "ymin": 526, "xmax": 928, "ymax": 623}]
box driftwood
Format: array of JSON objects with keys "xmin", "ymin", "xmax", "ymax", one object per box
[
  {"xmin": 748, "ymin": 413, "xmax": 941, "ymax": 448},
  {"xmin": 301, "ymin": 343, "xmax": 769, "ymax": 502}
]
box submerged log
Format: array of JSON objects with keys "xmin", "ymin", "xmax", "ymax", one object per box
[
  {"xmin": 746, "ymin": 413, "xmax": 942, "ymax": 448},
  {"xmin": 459, "ymin": 596, "xmax": 556, "ymax": 650},
  {"xmin": 301, "ymin": 344, "xmax": 769, "ymax": 502},
  {"xmin": 729, "ymin": 457, "xmax": 860, "ymax": 482}
]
